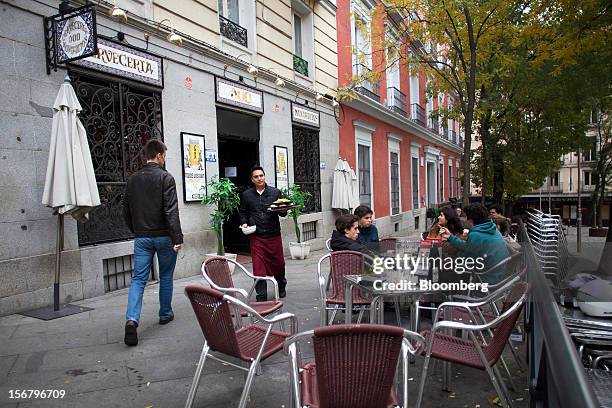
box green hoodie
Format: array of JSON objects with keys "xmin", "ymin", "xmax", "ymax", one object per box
[{"xmin": 447, "ymin": 219, "xmax": 510, "ymax": 282}]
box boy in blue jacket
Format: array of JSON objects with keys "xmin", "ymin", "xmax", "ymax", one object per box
[
  {"xmin": 440, "ymin": 203, "xmax": 509, "ymax": 283},
  {"xmin": 354, "ymin": 205, "xmax": 380, "ymax": 252}
]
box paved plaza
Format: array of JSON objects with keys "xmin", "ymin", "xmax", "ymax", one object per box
[{"xmin": 0, "ymin": 244, "xmax": 534, "ymax": 408}]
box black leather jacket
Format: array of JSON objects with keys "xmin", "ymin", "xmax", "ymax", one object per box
[
  {"xmin": 123, "ymin": 162, "xmax": 183, "ymax": 244},
  {"xmin": 239, "ymin": 185, "xmax": 284, "ymax": 237}
]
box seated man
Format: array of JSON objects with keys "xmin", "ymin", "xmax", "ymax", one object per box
[
  {"xmin": 354, "ymin": 205, "xmax": 380, "ymax": 252},
  {"xmin": 330, "ymin": 214, "xmax": 366, "ymax": 252},
  {"xmin": 439, "ymin": 203, "xmax": 510, "ymax": 283}
]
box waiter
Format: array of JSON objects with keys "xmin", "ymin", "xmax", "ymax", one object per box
[{"xmin": 239, "ymin": 165, "xmax": 287, "ymax": 301}]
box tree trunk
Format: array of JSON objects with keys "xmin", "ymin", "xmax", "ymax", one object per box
[
  {"xmin": 480, "ymin": 106, "xmax": 492, "ymax": 205},
  {"xmin": 597, "ymin": 225, "xmax": 612, "ymax": 278},
  {"xmin": 492, "ymin": 147, "xmax": 505, "ymax": 205}
]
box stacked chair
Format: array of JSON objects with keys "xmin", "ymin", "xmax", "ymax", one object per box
[{"xmin": 526, "ymin": 209, "xmax": 569, "ymax": 295}]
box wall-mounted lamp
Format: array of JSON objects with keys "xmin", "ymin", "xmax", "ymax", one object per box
[
  {"xmin": 275, "ymin": 77, "xmax": 285, "ymax": 87},
  {"xmin": 235, "ymin": 53, "xmax": 258, "ymax": 77},
  {"xmin": 332, "ymin": 99, "xmax": 339, "ymax": 108},
  {"xmin": 316, "ymin": 93, "xmax": 324, "ymax": 101},
  {"xmin": 156, "ymin": 18, "xmax": 183, "ymax": 46},
  {"xmin": 109, "ymin": 1, "xmax": 127, "ymax": 22}
]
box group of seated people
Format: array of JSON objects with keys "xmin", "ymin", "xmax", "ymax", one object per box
[{"xmin": 329, "ymin": 203, "xmax": 519, "ymax": 283}]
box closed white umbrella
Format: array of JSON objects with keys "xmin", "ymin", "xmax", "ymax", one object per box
[
  {"xmin": 331, "ymin": 158, "xmax": 350, "ymax": 210},
  {"xmin": 34, "ymin": 75, "xmax": 100, "ymax": 318},
  {"xmin": 42, "ymin": 76, "xmax": 100, "ymax": 220},
  {"xmin": 346, "ymin": 161, "xmax": 361, "ymax": 210}
]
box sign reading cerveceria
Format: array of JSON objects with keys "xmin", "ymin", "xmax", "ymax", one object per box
[{"xmin": 72, "ymin": 38, "xmax": 164, "ymax": 88}]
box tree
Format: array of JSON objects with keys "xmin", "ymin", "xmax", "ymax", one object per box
[
  {"xmin": 348, "ymin": 0, "xmax": 524, "ymax": 207},
  {"xmin": 590, "ymin": 98, "xmax": 612, "ymax": 227}
]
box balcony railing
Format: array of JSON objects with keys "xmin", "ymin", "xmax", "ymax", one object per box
[
  {"xmin": 293, "ymin": 54, "xmax": 308, "ymax": 76},
  {"xmin": 219, "ymin": 15, "xmax": 248, "ymax": 48},
  {"xmin": 449, "ymin": 129, "xmax": 457, "ymax": 143},
  {"xmin": 353, "ymin": 64, "xmax": 380, "ymax": 102},
  {"xmin": 410, "ymin": 103, "xmax": 426, "ymax": 126},
  {"xmin": 581, "ymin": 183, "xmax": 596, "ymax": 192},
  {"xmin": 429, "ymin": 117, "xmax": 439, "ymax": 134},
  {"xmin": 387, "ymin": 86, "xmax": 406, "ymax": 115}
]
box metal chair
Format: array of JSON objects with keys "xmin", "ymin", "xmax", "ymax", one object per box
[
  {"xmin": 202, "ymin": 256, "xmax": 283, "ymax": 320},
  {"xmin": 415, "ymin": 281, "xmax": 529, "ymax": 408},
  {"xmin": 325, "ymin": 238, "xmax": 332, "ymax": 251},
  {"xmin": 184, "ymin": 285, "xmax": 297, "ymax": 408},
  {"xmin": 317, "ymin": 251, "xmax": 373, "ymax": 325},
  {"xmin": 284, "ymin": 324, "xmax": 425, "ymax": 408}
]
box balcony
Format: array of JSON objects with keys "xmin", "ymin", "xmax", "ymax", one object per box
[
  {"xmin": 532, "ymin": 182, "xmax": 564, "ymax": 194},
  {"xmin": 387, "ymin": 86, "xmax": 406, "ymax": 115},
  {"xmin": 429, "ymin": 117, "xmax": 439, "ymax": 134},
  {"xmin": 219, "ymin": 15, "xmax": 248, "ymax": 48},
  {"xmin": 410, "ymin": 103, "xmax": 426, "ymax": 127},
  {"xmin": 582, "ymin": 183, "xmax": 596, "ymax": 192},
  {"xmin": 293, "ymin": 54, "xmax": 308, "ymax": 77},
  {"xmin": 353, "ymin": 64, "xmax": 380, "ymax": 102}
]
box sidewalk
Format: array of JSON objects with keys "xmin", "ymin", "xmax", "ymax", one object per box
[{"xmin": 0, "ymin": 248, "xmax": 527, "ymax": 408}]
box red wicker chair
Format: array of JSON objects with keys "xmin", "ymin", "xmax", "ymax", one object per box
[
  {"xmin": 284, "ymin": 324, "xmax": 425, "ymax": 408},
  {"xmin": 415, "ymin": 281, "xmax": 529, "ymax": 408},
  {"xmin": 202, "ymin": 257, "xmax": 283, "ymax": 320},
  {"xmin": 184, "ymin": 285, "xmax": 297, "ymax": 408},
  {"xmin": 317, "ymin": 251, "xmax": 373, "ymax": 325},
  {"xmin": 379, "ymin": 237, "xmax": 398, "ymax": 253}
]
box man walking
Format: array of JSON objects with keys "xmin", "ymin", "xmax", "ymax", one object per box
[
  {"xmin": 239, "ymin": 166, "xmax": 287, "ymax": 301},
  {"xmin": 123, "ymin": 140, "xmax": 183, "ymax": 346}
]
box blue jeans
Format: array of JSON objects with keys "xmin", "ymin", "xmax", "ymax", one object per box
[{"xmin": 125, "ymin": 236, "xmax": 177, "ymax": 324}]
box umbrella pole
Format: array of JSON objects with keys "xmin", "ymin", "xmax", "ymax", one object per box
[{"xmin": 54, "ymin": 213, "xmax": 64, "ymax": 311}]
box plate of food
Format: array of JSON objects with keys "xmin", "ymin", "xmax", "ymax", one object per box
[{"xmin": 268, "ymin": 198, "xmax": 299, "ymax": 212}]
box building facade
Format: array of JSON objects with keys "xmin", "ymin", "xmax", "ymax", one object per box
[
  {"xmin": 0, "ymin": 0, "xmax": 338, "ymax": 315},
  {"xmin": 522, "ymin": 123, "xmax": 612, "ymax": 226},
  {"xmin": 336, "ymin": 0, "xmax": 463, "ymax": 235}
]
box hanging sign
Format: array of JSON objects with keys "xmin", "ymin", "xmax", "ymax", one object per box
[
  {"xmin": 215, "ymin": 77, "xmax": 264, "ymax": 114},
  {"xmin": 291, "ymin": 102, "xmax": 320, "ymax": 128},
  {"xmin": 44, "ymin": 5, "xmax": 98, "ymax": 74},
  {"xmin": 72, "ymin": 38, "xmax": 164, "ymax": 87}
]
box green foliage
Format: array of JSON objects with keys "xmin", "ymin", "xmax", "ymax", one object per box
[
  {"xmin": 426, "ymin": 207, "xmax": 440, "ymax": 219},
  {"xmin": 281, "ymin": 184, "xmax": 312, "ymax": 243},
  {"xmin": 200, "ymin": 177, "xmax": 240, "ymax": 255}
]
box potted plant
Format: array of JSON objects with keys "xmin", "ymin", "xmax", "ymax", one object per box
[
  {"xmin": 282, "ymin": 184, "xmax": 312, "ymax": 260},
  {"xmin": 201, "ymin": 177, "xmax": 241, "ymax": 271}
]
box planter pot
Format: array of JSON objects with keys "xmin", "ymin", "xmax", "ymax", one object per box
[
  {"xmin": 589, "ymin": 228, "xmax": 609, "ymax": 237},
  {"xmin": 289, "ymin": 242, "xmax": 311, "ymax": 260},
  {"xmin": 205, "ymin": 252, "xmax": 237, "ymax": 274}
]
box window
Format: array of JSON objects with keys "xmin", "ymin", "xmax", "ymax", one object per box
[
  {"xmin": 584, "ymin": 171, "xmax": 593, "ymax": 186},
  {"xmin": 456, "ymin": 167, "xmax": 460, "ymax": 198},
  {"xmin": 218, "ymin": 0, "xmax": 239, "ymax": 23},
  {"xmin": 550, "ymin": 172, "xmax": 560, "ymax": 187},
  {"xmin": 358, "ymin": 144, "xmax": 372, "ymax": 207},
  {"xmin": 439, "ymin": 162, "xmax": 444, "ymax": 202},
  {"xmin": 582, "ymin": 139, "xmax": 597, "ymax": 162},
  {"xmin": 292, "ymin": 1, "xmax": 314, "ymax": 77},
  {"xmin": 449, "ymin": 165, "xmax": 453, "ymax": 196},
  {"xmin": 301, "ymin": 221, "xmax": 317, "ymax": 241},
  {"xmin": 412, "ymin": 156, "xmax": 419, "ymax": 209},
  {"xmin": 219, "ymin": 0, "xmax": 254, "ymax": 49},
  {"xmin": 390, "ymin": 152, "xmax": 400, "ymax": 215},
  {"xmin": 293, "ymin": 14, "xmax": 302, "ymax": 57},
  {"xmin": 292, "ymin": 126, "xmax": 321, "ymax": 213},
  {"xmin": 70, "ymin": 71, "xmax": 163, "ymax": 246}
]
